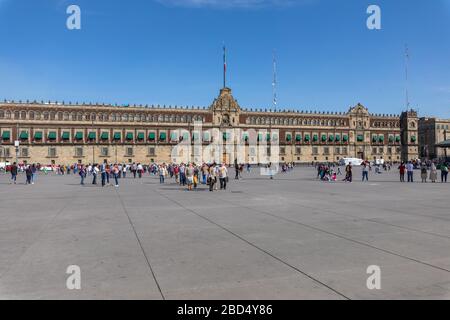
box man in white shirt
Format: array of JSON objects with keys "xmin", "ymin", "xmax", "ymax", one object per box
[{"xmin": 406, "ymin": 161, "xmax": 414, "ymax": 183}]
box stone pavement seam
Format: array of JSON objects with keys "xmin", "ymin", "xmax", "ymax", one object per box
[
  {"xmin": 226, "ymin": 200, "xmax": 450, "ymax": 274},
  {"xmin": 114, "ymin": 189, "xmax": 166, "ymax": 300},
  {"xmin": 154, "ymin": 189, "xmax": 351, "ymax": 300}
]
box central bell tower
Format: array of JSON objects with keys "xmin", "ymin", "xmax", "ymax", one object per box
[{"xmin": 210, "ymin": 87, "xmax": 241, "ymax": 127}]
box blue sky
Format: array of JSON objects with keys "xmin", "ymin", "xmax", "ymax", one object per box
[{"xmin": 0, "ymin": 0, "xmax": 449, "ymax": 117}]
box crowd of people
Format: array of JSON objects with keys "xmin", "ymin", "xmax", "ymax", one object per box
[
  {"xmin": 3, "ymin": 159, "xmax": 449, "ymax": 187},
  {"xmin": 315, "ymin": 160, "xmax": 449, "ymax": 184}
]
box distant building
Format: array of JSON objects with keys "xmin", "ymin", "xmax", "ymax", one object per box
[
  {"xmin": 0, "ymin": 87, "xmax": 423, "ymax": 165},
  {"xmin": 419, "ymin": 117, "xmax": 450, "ymax": 160}
]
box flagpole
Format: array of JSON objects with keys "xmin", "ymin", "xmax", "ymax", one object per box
[
  {"xmin": 405, "ymin": 44, "xmax": 410, "ymax": 109},
  {"xmin": 223, "ymin": 45, "xmax": 226, "ymax": 88}
]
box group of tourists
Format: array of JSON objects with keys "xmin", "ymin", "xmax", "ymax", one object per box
[
  {"xmin": 6, "ymin": 162, "xmax": 38, "ymax": 185},
  {"xmin": 149, "ymin": 163, "xmax": 231, "ymax": 191},
  {"xmin": 315, "ymin": 160, "xmax": 449, "ymax": 184},
  {"xmin": 77, "ymin": 162, "xmax": 147, "ymax": 187}
]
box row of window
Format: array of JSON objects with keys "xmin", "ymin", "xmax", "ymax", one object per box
[
  {"xmin": 0, "ymin": 110, "xmax": 206, "ymax": 124},
  {"xmin": 246, "ymin": 117, "xmax": 349, "ymax": 127},
  {"xmin": 0, "ymin": 146, "xmax": 157, "ymax": 159},
  {"xmin": 1, "ymin": 129, "xmax": 409, "ymax": 145}
]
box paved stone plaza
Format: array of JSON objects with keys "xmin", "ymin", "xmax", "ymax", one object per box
[{"xmin": 0, "ymin": 166, "xmax": 449, "ymax": 300}]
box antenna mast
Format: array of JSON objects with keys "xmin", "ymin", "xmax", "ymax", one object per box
[
  {"xmin": 405, "ymin": 44, "xmax": 410, "ymax": 109},
  {"xmin": 272, "ymin": 51, "xmax": 277, "ymax": 112}
]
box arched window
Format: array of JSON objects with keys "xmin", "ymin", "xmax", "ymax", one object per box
[
  {"xmin": 57, "ymin": 112, "xmax": 63, "ymax": 120},
  {"xmin": 21, "ymin": 111, "xmax": 27, "ymax": 119},
  {"xmin": 34, "ymin": 111, "xmax": 40, "ymax": 120}
]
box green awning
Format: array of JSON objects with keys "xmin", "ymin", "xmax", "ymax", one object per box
[
  {"xmin": 379, "ymin": 136, "xmax": 384, "ymax": 142},
  {"xmin": 182, "ymin": 132, "xmax": 189, "ymax": 141},
  {"xmin": 170, "ymin": 132, "xmax": 177, "ymax": 141},
  {"xmin": 335, "ymin": 135, "xmax": 341, "ymax": 142},
  {"xmin": 396, "ymin": 136, "xmax": 401, "ymax": 142},
  {"xmin": 48, "ymin": 132, "xmax": 57, "ymax": 140},
  {"xmin": 266, "ymin": 133, "xmax": 271, "ymax": 141},
  {"xmin": 88, "ymin": 132, "xmax": 96, "ymax": 140},
  {"xmin": 75, "ymin": 132, "xmax": 83, "ymax": 140},
  {"xmin": 257, "ymin": 133, "xmax": 263, "ymax": 141},
  {"xmin": 295, "ymin": 134, "xmax": 302, "ymax": 142},
  {"xmin": 304, "ymin": 135, "xmax": 310, "ymax": 142},
  {"xmin": 242, "ymin": 133, "xmax": 249, "ymax": 141},
  {"xmin": 372, "ymin": 136, "xmax": 378, "ymax": 143},
  {"xmin": 204, "ymin": 132, "xmax": 210, "ymax": 141},
  {"xmin": 357, "ymin": 135, "xmax": 364, "ymax": 142},
  {"xmin": 321, "ymin": 135, "xmax": 327, "ymax": 142},
  {"xmin": 126, "ymin": 132, "xmax": 134, "ymax": 140},
  {"xmin": 192, "ymin": 132, "xmax": 199, "ymax": 141},
  {"xmin": 313, "ymin": 135, "xmax": 318, "ymax": 142},
  {"xmin": 328, "ymin": 135, "xmax": 334, "ymax": 142},
  {"xmin": 34, "ymin": 132, "xmax": 43, "ymax": 140},
  {"xmin": 411, "ymin": 136, "xmax": 417, "ymax": 142},
  {"xmin": 159, "ymin": 132, "xmax": 167, "ymax": 140},
  {"xmin": 223, "ymin": 132, "xmax": 229, "ymax": 140},
  {"xmin": 149, "ymin": 132, "xmax": 156, "ymax": 140},
  {"xmin": 113, "ymin": 132, "xmax": 121, "ymax": 140},
  {"xmin": 286, "ymin": 134, "xmax": 292, "ymax": 142},
  {"xmin": 101, "ymin": 132, "xmax": 109, "ymax": 140},
  {"xmin": 20, "ymin": 131, "xmax": 28, "ymax": 139},
  {"xmin": 343, "ymin": 135, "xmax": 348, "ymax": 142},
  {"xmin": 137, "ymin": 132, "xmax": 145, "ymax": 140},
  {"xmin": 389, "ymin": 136, "xmax": 394, "ymax": 143},
  {"xmin": 62, "ymin": 132, "xmax": 70, "ymax": 140},
  {"xmin": 2, "ymin": 131, "xmax": 11, "ymax": 140}
]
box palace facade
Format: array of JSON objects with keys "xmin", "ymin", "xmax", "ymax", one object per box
[{"xmin": 0, "ymin": 87, "xmax": 422, "ymax": 165}]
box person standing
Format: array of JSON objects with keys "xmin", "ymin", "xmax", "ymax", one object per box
[
  {"xmin": 186, "ymin": 163, "xmax": 194, "ymax": 191},
  {"xmin": 179, "ymin": 164, "xmax": 186, "ymax": 186},
  {"xmin": 406, "ymin": 161, "xmax": 414, "ymax": 183},
  {"xmin": 92, "ymin": 164, "xmax": 99, "ymax": 185},
  {"xmin": 208, "ymin": 164, "xmax": 216, "ymax": 192},
  {"xmin": 398, "ymin": 162, "xmax": 406, "ymax": 182},
  {"xmin": 10, "ymin": 162, "xmax": 18, "ymax": 184},
  {"xmin": 159, "ymin": 164, "xmax": 167, "ymax": 184},
  {"xmin": 430, "ymin": 162, "xmax": 438, "ymax": 183},
  {"xmin": 79, "ymin": 165, "xmax": 86, "ymax": 185},
  {"xmin": 31, "ymin": 164, "xmax": 37, "ymax": 184},
  {"xmin": 219, "ymin": 163, "xmax": 228, "ymax": 190},
  {"xmin": 137, "ymin": 163, "xmax": 143, "ymax": 179},
  {"xmin": 420, "ymin": 164, "xmax": 428, "ymax": 183},
  {"xmin": 345, "ymin": 163, "xmax": 353, "ymax": 182},
  {"xmin": 122, "ymin": 164, "xmax": 127, "ymax": 178},
  {"xmin": 101, "ymin": 161, "xmax": 107, "ymax": 187},
  {"xmin": 362, "ymin": 162, "xmax": 369, "ymax": 182},
  {"xmin": 441, "ymin": 163, "xmax": 448, "ymax": 183},
  {"xmin": 131, "ymin": 163, "xmax": 137, "ymax": 179},
  {"xmin": 25, "ymin": 164, "xmax": 32, "ymax": 185},
  {"xmin": 113, "ymin": 164, "xmax": 120, "ymax": 187}
]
